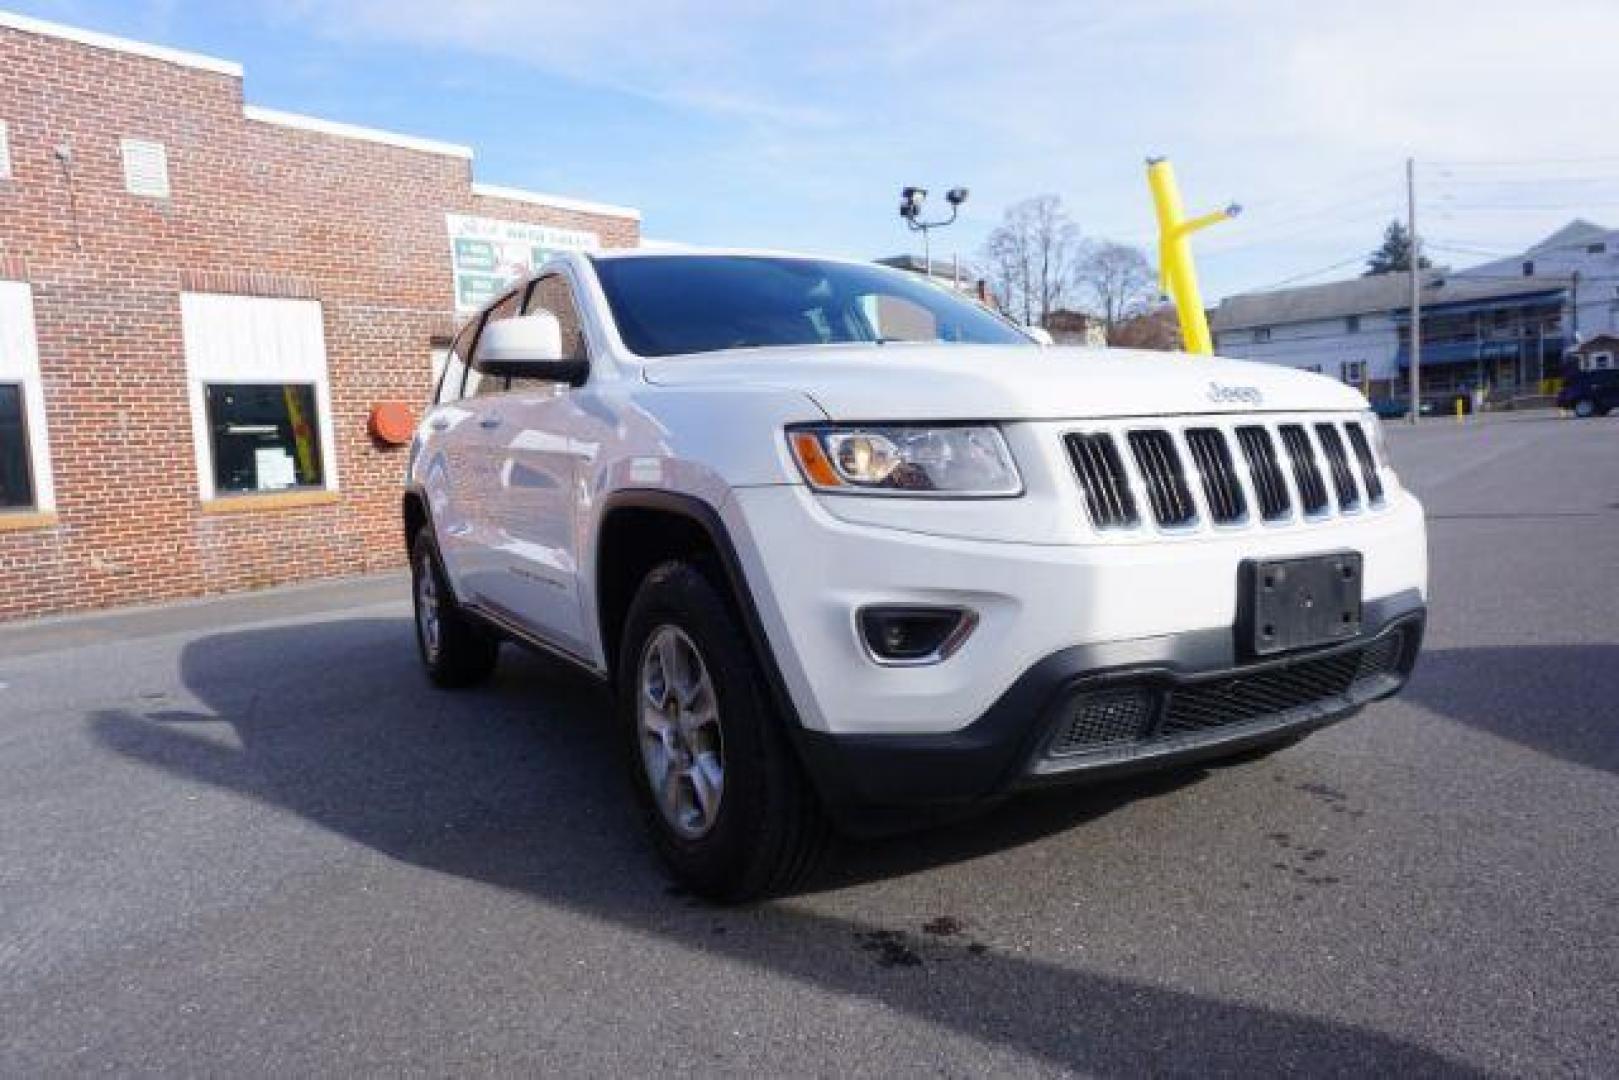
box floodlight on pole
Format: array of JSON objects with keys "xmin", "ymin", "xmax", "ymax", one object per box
[{"xmin": 898, "ymin": 184, "xmax": 969, "ymax": 280}]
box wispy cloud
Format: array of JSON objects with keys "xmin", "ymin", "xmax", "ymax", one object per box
[{"xmin": 265, "ymin": 0, "xmax": 1619, "ymax": 295}]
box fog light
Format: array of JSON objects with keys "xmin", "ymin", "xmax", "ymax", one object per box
[{"xmin": 858, "ymin": 606, "xmax": 977, "ymax": 664}]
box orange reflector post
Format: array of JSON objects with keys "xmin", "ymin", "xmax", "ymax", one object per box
[{"xmin": 789, "ymin": 432, "xmax": 843, "ymax": 488}]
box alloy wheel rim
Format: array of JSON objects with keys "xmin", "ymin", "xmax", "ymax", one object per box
[
  {"xmin": 416, "ymin": 554, "xmax": 441, "ymax": 661},
  {"xmin": 638, "ymin": 625, "xmax": 725, "ymax": 839}
]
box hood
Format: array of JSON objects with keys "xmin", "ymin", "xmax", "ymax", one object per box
[{"xmin": 641, "ymin": 344, "xmax": 1368, "ymax": 421}]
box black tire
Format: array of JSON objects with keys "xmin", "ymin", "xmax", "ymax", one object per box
[
  {"xmin": 1573, "ymin": 398, "xmax": 1596, "ymax": 418},
  {"xmin": 617, "ymin": 560, "xmax": 830, "ymax": 902},
  {"xmin": 410, "ymin": 529, "xmax": 500, "ymax": 688}
]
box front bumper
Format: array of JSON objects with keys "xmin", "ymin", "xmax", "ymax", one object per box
[
  {"xmin": 723, "ymin": 483, "xmax": 1429, "ymax": 738},
  {"xmin": 795, "ymin": 594, "xmax": 1425, "ymax": 816}
]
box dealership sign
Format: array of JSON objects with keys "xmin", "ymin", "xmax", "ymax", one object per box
[{"xmin": 446, "ymin": 214, "xmax": 599, "ymax": 313}]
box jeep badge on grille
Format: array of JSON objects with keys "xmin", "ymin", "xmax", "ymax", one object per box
[{"xmin": 1209, "ymin": 382, "xmax": 1263, "ymax": 406}]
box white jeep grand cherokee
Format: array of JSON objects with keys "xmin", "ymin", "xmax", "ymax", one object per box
[{"xmin": 405, "ymin": 251, "xmax": 1427, "ymax": 900}]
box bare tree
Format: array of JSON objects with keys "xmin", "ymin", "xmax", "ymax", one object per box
[
  {"xmin": 978, "ymin": 195, "xmax": 1083, "ymax": 327},
  {"xmin": 1074, "ymin": 242, "xmax": 1158, "ymax": 340}
]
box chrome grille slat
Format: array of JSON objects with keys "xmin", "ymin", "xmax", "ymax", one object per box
[
  {"xmin": 1345, "ymin": 422, "xmax": 1385, "ymax": 504},
  {"xmin": 1128, "ymin": 429, "xmax": 1197, "ymax": 527},
  {"xmin": 1236, "ymin": 425, "xmax": 1291, "ymax": 521},
  {"xmin": 1315, "ymin": 422, "xmax": 1361, "ymax": 511},
  {"xmin": 1185, "ymin": 428, "xmax": 1245, "ymax": 524},
  {"xmin": 1278, "ymin": 424, "xmax": 1330, "ymax": 515},
  {"xmin": 1065, "ymin": 432, "xmax": 1139, "ymax": 528}
]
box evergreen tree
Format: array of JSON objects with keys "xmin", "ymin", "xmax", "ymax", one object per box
[{"xmin": 1364, "ymin": 220, "xmax": 1432, "ymax": 276}]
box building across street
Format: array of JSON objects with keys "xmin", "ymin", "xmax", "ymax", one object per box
[
  {"xmin": 0, "ymin": 12, "xmax": 640, "ymax": 620},
  {"xmin": 1211, "ymin": 219, "xmax": 1619, "ymax": 408}
]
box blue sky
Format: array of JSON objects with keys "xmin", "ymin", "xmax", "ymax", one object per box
[{"xmin": 12, "ymin": 0, "xmax": 1619, "ymax": 302}]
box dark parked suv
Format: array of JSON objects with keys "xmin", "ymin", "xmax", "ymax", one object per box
[{"xmin": 1558, "ymin": 369, "xmax": 1619, "ymax": 417}]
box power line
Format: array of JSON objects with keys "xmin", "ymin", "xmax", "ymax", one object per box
[
  {"xmin": 1424, "ymin": 155, "xmax": 1619, "ymax": 168},
  {"xmin": 1425, "ymin": 240, "xmax": 1521, "ymax": 258},
  {"xmin": 1429, "ymin": 175, "xmax": 1619, "ymax": 187},
  {"xmin": 1236, "ymin": 253, "xmax": 1376, "ymax": 293},
  {"xmin": 1198, "ymin": 197, "xmax": 1402, "ymax": 261}
]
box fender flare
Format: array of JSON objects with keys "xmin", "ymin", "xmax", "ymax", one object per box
[{"xmin": 596, "ymin": 489, "xmax": 805, "ymax": 734}]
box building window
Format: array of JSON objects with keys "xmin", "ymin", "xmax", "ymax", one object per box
[
  {"xmin": 0, "ymin": 383, "xmax": 34, "ymax": 509},
  {"xmin": 1345, "ymin": 315, "xmax": 1360, "ymax": 333},
  {"xmin": 180, "ymin": 293, "xmax": 337, "ymax": 501},
  {"xmin": 1521, "ymin": 260, "xmax": 1535, "ymax": 277},
  {"xmin": 120, "ymin": 137, "xmax": 170, "ymax": 198},
  {"xmin": 0, "ymin": 120, "xmax": 11, "ymax": 181},
  {"xmin": 1590, "ymin": 352, "xmax": 1614, "ymax": 371},
  {"xmin": 0, "ymin": 281, "xmax": 53, "ymax": 515},
  {"xmin": 203, "ymin": 384, "xmax": 324, "ymax": 493},
  {"xmin": 1587, "ymin": 243, "xmax": 1606, "ymax": 254},
  {"xmin": 1341, "ymin": 360, "xmax": 1366, "ymax": 385},
  {"xmin": 1253, "ymin": 327, "xmax": 1272, "ymax": 343}
]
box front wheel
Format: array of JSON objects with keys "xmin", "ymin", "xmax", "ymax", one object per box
[
  {"xmin": 618, "ymin": 561, "xmax": 830, "ymax": 902},
  {"xmin": 1573, "ymin": 398, "xmax": 1596, "ymax": 418}
]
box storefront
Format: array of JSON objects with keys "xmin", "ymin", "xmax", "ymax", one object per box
[{"xmin": 0, "ymin": 12, "xmax": 641, "ymax": 619}]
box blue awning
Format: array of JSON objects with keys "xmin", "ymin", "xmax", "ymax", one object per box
[
  {"xmin": 1390, "ymin": 289, "xmax": 1566, "ymax": 323},
  {"xmin": 1396, "ymin": 336, "xmax": 1566, "ymax": 368}
]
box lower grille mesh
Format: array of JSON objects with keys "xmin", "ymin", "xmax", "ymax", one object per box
[
  {"xmin": 1161, "ymin": 649, "xmax": 1365, "ymax": 735},
  {"xmin": 1045, "ymin": 629, "xmax": 1409, "ymax": 756},
  {"xmin": 1048, "ymin": 690, "xmax": 1156, "ymax": 757}
]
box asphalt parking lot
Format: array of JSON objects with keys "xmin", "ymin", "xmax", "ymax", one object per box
[{"xmin": 2, "ymin": 414, "xmax": 1615, "ymax": 1076}]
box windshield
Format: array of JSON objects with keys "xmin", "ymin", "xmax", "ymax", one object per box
[{"xmin": 591, "ymin": 255, "xmax": 1033, "ymax": 358}]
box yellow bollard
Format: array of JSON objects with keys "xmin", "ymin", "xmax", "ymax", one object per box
[
  {"xmin": 1455, "ymin": 397, "xmax": 1464, "ymax": 424},
  {"xmin": 1147, "ymin": 158, "xmax": 1238, "ymax": 356}
]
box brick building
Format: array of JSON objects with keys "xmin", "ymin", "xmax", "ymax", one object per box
[{"xmin": 0, "ymin": 12, "xmax": 640, "ymax": 621}]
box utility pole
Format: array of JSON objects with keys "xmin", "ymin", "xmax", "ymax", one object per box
[
  {"xmin": 1407, "ymin": 157, "xmax": 1421, "ymax": 424},
  {"xmin": 1570, "ymin": 269, "xmax": 1581, "ymax": 340}
]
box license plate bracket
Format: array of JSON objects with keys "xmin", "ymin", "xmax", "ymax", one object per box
[{"xmin": 1241, "ymin": 552, "xmax": 1363, "ymax": 657}]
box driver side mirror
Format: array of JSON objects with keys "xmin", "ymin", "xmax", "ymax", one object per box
[{"xmin": 476, "ymin": 312, "xmax": 589, "ymax": 385}]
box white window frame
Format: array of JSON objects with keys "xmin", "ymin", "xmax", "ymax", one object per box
[
  {"xmin": 179, "ymin": 293, "xmax": 339, "ymax": 502},
  {"xmin": 0, "ymin": 120, "xmax": 12, "ymax": 181},
  {"xmin": 0, "ymin": 281, "xmax": 55, "ymax": 512}
]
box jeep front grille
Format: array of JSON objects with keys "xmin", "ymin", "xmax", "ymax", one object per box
[
  {"xmin": 1185, "ymin": 428, "xmax": 1246, "ymax": 524},
  {"xmin": 1279, "ymin": 424, "xmax": 1331, "ymax": 515},
  {"xmin": 1315, "ymin": 422, "xmax": 1360, "ymax": 512},
  {"xmin": 1065, "ymin": 432, "xmax": 1139, "ymax": 528},
  {"xmin": 1065, "ymin": 415, "xmax": 1385, "ymax": 534},
  {"xmin": 1127, "ymin": 430, "xmax": 1197, "ymax": 527},
  {"xmin": 1345, "ymin": 422, "xmax": 1385, "ymax": 504},
  {"xmin": 1235, "ymin": 425, "xmax": 1291, "ymax": 521}
]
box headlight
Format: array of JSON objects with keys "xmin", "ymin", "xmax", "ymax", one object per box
[{"xmin": 787, "ymin": 424, "xmax": 1022, "ymax": 496}]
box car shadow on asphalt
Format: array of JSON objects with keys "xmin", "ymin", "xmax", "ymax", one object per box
[
  {"xmin": 86, "ymin": 617, "xmax": 1473, "ymax": 1074},
  {"xmin": 1403, "ymin": 645, "xmax": 1619, "ymax": 774}
]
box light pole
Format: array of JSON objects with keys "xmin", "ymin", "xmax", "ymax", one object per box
[{"xmin": 899, "ymin": 186, "xmax": 969, "ymax": 282}]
